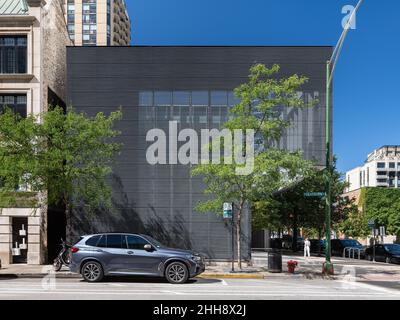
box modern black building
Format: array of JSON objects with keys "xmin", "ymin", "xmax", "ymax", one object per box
[{"xmin": 66, "ymin": 46, "xmax": 332, "ymax": 259}]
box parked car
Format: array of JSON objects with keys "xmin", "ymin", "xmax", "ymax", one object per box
[
  {"xmin": 331, "ymin": 239, "xmax": 365, "ymax": 258},
  {"xmin": 310, "ymin": 239, "xmax": 326, "ymax": 254},
  {"xmin": 365, "ymin": 244, "xmax": 400, "ymax": 264},
  {"xmin": 282, "ymin": 235, "xmax": 304, "ymax": 251},
  {"xmin": 69, "ymin": 233, "xmax": 205, "ymax": 283},
  {"xmin": 270, "ymin": 238, "xmax": 283, "ymax": 249}
]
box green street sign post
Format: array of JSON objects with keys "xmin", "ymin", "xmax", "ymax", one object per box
[{"xmin": 223, "ymin": 202, "xmax": 234, "ymax": 272}]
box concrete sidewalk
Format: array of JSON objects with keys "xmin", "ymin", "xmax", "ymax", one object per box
[
  {"xmin": 252, "ymin": 251, "xmax": 400, "ymax": 281},
  {"xmin": 0, "ymin": 264, "xmax": 78, "ymax": 278},
  {"xmin": 1, "ymin": 253, "xmax": 399, "ymax": 281}
]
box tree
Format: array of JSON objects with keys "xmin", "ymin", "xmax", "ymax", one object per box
[
  {"xmin": 360, "ymin": 187, "xmax": 400, "ymax": 238},
  {"xmin": 337, "ymin": 204, "xmax": 370, "ymax": 239},
  {"xmin": 192, "ymin": 64, "xmax": 313, "ymax": 268},
  {"xmin": 252, "ymin": 157, "xmax": 355, "ymax": 251},
  {"xmin": 0, "ymin": 107, "xmax": 122, "ymax": 238}
]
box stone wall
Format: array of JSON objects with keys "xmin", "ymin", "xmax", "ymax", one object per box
[{"xmin": 42, "ymin": 0, "xmax": 71, "ymax": 109}]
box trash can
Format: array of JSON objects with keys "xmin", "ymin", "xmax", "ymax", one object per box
[{"xmin": 268, "ymin": 249, "xmax": 282, "ymax": 273}]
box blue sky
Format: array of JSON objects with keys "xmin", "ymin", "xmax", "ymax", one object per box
[{"xmin": 125, "ymin": 0, "xmax": 400, "ymax": 173}]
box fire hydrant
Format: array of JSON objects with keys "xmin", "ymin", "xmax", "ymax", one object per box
[{"xmin": 287, "ymin": 260, "xmax": 298, "ymax": 273}]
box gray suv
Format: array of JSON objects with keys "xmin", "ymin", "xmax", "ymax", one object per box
[{"xmin": 69, "ymin": 233, "xmax": 205, "ymax": 284}]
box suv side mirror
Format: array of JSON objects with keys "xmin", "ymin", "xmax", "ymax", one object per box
[{"xmin": 144, "ymin": 244, "xmax": 153, "ymax": 251}]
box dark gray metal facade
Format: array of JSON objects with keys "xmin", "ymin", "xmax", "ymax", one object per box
[{"xmin": 66, "ymin": 46, "xmax": 332, "ymax": 259}]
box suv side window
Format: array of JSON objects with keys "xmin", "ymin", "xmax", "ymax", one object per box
[
  {"xmin": 97, "ymin": 235, "xmax": 107, "ymax": 248},
  {"xmin": 107, "ymin": 234, "xmax": 125, "ymax": 249},
  {"xmin": 126, "ymin": 235, "xmax": 149, "ymax": 250},
  {"xmin": 85, "ymin": 235, "xmax": 101, "ymax": 247}
]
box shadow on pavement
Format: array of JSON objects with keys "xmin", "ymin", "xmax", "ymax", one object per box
[{"xmin": 78, "ymin": 276, "xmax": 221, "ymax": 285}]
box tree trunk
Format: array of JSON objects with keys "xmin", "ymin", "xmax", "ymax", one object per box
[
  {"xmin": 317, "ymin": 228, "xmax": 322, "ymax": 257},
  {"xmin": 292, "ymin": 209, "xmax": 298, "ymax": 252},
  {"xmin": 236, "ymin": 199, "xmax": 244, "ymax": 270}
]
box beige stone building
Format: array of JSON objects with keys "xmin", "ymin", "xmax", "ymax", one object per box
[
  {"xmin": 0, "ymin": 0, "xmax": 71, "ymax": 265},
  {"xmin": 64, "ymin": 0, "xmax": 131, "ymax": 46}
]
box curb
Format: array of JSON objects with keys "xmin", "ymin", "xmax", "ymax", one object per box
[{"xmin": 197, "ymin": 273, "xmax": 265, "ymax": 279}]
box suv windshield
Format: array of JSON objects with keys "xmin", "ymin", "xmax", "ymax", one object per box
[{"xmin": 384, "ymin": 244, "xmax": 400, "ymax": 254}]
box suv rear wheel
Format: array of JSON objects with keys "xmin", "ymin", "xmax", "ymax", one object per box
[
  {"xmin": 165, "ymin": 262, "xmax": 189, "ymax": 284},
  {"xmin": 82, "ymin": 261, "xmax": 104, "ymax": 282}
]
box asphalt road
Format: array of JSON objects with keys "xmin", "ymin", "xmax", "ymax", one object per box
[{"xmin": 0, "ymin": 276, "xmax": 400, "ymax": 300}]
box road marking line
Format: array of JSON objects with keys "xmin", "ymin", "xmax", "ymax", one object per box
[
  {"xmin": 161, "ymin": 290, "xmax": 183, "ymax": 295},
  {"xmin": 337, "ymin": 280, "xmax": 400, "ymax": 295}
]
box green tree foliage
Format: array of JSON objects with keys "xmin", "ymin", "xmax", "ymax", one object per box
[
  {"xmin": 337, "ymin": 204, "xmax": 370, "ymax": 238},
  {"xmin": 192, "ymin": 64, "xmax": 313, "ymax": 267},
  {"xmin": 361, "ymin": 187, "xmax": 400, "ymax": 237},
  {"xmin": 0, "ymin": 107, "xmax": 122, "ymax": 236},
  {"xmin": 253, "ymin": 158, "xmax": 355, "ymax": 244}
]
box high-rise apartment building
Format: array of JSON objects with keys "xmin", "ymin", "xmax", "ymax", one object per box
[
  {"xmin": 64, "ymin": 0, "xmax": 131, "ymax": 46},
  {"xmin": 345, "ymin": 146, "xmax": 400, "ymax": 192}
]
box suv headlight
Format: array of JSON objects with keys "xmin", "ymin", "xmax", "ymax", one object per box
[{"xmin": 187, "ymin": 254, "xmax": 202, "ymax": 262}]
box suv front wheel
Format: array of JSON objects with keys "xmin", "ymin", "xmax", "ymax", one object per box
[
  {"xmin": 81, "ymin": 261, "xmax": 104, "ymax": 282},
  {"xmin": 165, "ymin": 262, "xmax": 189, "ymax": 284}
]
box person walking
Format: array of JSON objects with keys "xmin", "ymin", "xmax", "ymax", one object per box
[{"xmin": 304, "ymin": 238, "xmax": 311, "ymax": 258}]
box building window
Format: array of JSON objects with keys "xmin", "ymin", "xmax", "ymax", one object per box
[
  {"xmin": 107, "ymin": 0, "xmax": 111, "ymax": 45},
  {"xmin": 67, "ymin": 0, "xmax": 75, "ymax": 40},
  {"xmin": 67, "ymin": 14, "xmax": 75, "ymax": 24},
  {"xmin": 139, "ymin": 91, "xmax": 153, "ymax": 106},
  {"xmin": 211, "ymin": 91, "xmax": 228, "ymax": 107},
  {"xmin": 192, "ymin": 91, "xmax": 209, "ymax": 107},
  {"xmin": 228, "ymin": 91, "xmax": 241, "ymax": 107},
  {"xmin": 0, "ymin": 36, "xmax": 27, "ymax": 74},
  {"xmin": 173, "ymin": 91, "xmax": 190, "ymax": 107},
  {"xmin": 389, "ymin": 162, "xmax": 395, "ymax": 169},
  {"xmin": 82, "ymin": 0, "xmax": 97, "ymax": 46},
  {"xmin": 155, "ymin": 91, "xmax": 172, "ymax": 107},
  {"xmin": 377, "ymin": 162, "xmax": 385, "ymax": 169},
  {"xmin": 0, "ymin": 94, "xmax": 27, "ymax": 118}
]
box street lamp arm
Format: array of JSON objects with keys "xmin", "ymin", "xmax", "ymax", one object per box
[{"xmin": 329, "ymin": 0, "xmax": 364, "ymax": 85}]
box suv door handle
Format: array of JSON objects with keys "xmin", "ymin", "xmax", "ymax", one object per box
[{"xmin": 127, "ymin": 251, "xmax": 134, "ymax": 255}]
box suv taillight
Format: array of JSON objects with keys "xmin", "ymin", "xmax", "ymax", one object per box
[{"xmin": 71, "ymin": 247, "xmax": 79, "ymax": 253}]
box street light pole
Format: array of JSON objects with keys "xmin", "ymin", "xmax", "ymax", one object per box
[
  {"xmin": 322, "ymin": 0, "xmax": 363, "ymax": 275},
  {"xmin": 323, "ymin": 60, "xmax": 333, "ymax": 274}
]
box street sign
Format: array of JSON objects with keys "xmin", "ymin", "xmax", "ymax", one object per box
[
  {"xmin": 304, "ymin": 192, "xmax": 326, "ymax": 198},
  {"xmin": 368, "ymin": 219, "xmax": 375, "ymax": 229},
  {"xmin": 223, "ymin": 202, "xmax": 233, "ymax": 219}
]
